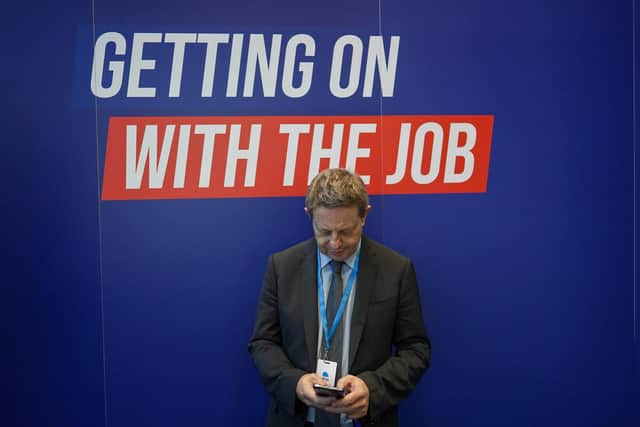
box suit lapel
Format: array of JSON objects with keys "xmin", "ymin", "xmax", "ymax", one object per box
[
  {"xmin": 349, "ymin": 236, "xmax": 377, "ymax": 366},
  {"xmin": 301, "ymin": 240, "xmax": 319, "ymax": 369}
]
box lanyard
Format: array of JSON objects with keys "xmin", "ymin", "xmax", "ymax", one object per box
[{"xmin": 317, "ymin": 249, "xmax": 360, "ymax": 356}]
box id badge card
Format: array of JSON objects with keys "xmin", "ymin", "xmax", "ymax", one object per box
[{"xmin": 315, "ymin": 359, "xmax": 338, "ymax": 386}]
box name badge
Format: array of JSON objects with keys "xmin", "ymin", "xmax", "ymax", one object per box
[{"xmin": 315, "ymin": 359, "xmax": 338, "ymax": 386}]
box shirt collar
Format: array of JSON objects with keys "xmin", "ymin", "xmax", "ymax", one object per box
[{"xmin": 318, "ymin": 239, "xmax": 362, "ymax": 271}]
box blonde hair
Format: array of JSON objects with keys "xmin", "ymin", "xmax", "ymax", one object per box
[{"xmin": 305, "ymin": 168, "xmax": 369, "ymax": 218}]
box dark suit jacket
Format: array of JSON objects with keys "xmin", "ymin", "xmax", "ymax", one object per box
[{"xmin": 248, "ymin": 236, "xmax": 430, "ymax": 427}]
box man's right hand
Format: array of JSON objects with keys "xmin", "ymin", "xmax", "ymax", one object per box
[{"xmin": 296, "ymin": 373, "xmax": 337, "ymax": 409}]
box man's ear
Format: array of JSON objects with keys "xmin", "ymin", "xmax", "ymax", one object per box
[{"xmin": 362, "ymin": 204, "xmax": 372, "ymax": 225}]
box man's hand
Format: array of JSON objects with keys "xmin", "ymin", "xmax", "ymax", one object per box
[
  {"xmin": 326, "ymin": 375, "xmax": 369, "ymax": 419},
  {"xmin": 296, "ymin": 373, "xmax": 337, "ymax": 409}
]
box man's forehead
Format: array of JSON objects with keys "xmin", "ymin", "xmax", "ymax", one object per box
[{"xmin": 313, "ymin": 211, "xmax": 361, "ymax": 230}]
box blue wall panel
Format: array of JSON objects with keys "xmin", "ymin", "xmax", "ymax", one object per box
[{"xmin": 4, "ymin": 1, "xmax": 639, "ymax": 426}]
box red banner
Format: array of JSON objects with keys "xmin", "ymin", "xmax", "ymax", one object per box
[{"xmin": 102, "ymin": 115, "xmax": 493, "ymax": 200}]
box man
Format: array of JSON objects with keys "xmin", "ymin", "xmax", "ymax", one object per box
[{"xmin": 248, "ymin": 168, "xmax": 430, "ymax": 427}]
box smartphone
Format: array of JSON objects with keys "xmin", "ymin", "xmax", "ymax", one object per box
[{"xmin": 313, "ymin": 383, "xmax": 345, "ymax": 398}]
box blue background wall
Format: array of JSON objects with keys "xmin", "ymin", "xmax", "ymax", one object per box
[{"xmin": 5, "ymin": 1, "xmax": 640, "ymax": 426}]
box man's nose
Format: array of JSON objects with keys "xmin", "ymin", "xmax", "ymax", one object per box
[{"xmin": 328, "ymin": 233, "xmax": 341, "ymax": 247}]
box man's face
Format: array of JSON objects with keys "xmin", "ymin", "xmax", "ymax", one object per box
[{"xmin": 310, "ymin": 205, "xmax": 369, "ymax": 262}]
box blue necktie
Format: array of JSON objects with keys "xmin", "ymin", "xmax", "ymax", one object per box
[
  {"xmin": 317, "ymin": 260, "xmax": 345, "ymax": 427},
  {"xmin": 326, "ymin": 260, "xmax": 344, "ymax": 374}
]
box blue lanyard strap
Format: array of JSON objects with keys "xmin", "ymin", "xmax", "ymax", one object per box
[{"xmin": 317, "ymin": 249, "xmax": 360, "ymax": 354}]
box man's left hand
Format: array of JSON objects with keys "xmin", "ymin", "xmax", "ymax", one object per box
[{"xmin": 325, "ymin": 375, "xmax": 369, "ymax": 419}]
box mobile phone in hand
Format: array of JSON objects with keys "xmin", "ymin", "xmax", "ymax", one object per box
[{"xmin": 313, "ymin": 383, "xmax": 345, "ymax": 399}]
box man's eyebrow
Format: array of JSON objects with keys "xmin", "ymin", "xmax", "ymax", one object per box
[{"xmin": 317, "ymin": 225, "xmax": 356, "ymax": 234}]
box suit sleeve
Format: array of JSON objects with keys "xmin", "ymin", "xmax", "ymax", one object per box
[
  {"xmin": 357, "ymin": 259, "xmax": 431, "ymax": 421},
  {"xmin": 247, "ymin": 254, "xmax": 307, "ymax": 418}
]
